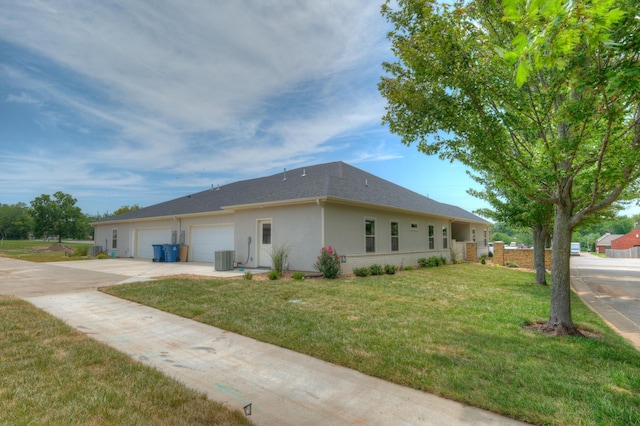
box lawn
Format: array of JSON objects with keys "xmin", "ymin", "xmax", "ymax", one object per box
[
  {"xmin": 0, "ymin": 295, "xmax": 252, "ymax": 425},
  {"xmin": 0, "ymin": 239, "xmax": 94, "ymax": 262},
  {"xmin": 103, "ymin": 263, "xmax": 640, "ymax": 426}
]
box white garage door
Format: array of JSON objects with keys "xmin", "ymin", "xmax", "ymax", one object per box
[
  {"xmin": 190, "ymin": 225, "xmax": 234, "ymax": 262},
  {"xmin": 137, "ymin": 228, "xmax": 172, "ymax": 259}
]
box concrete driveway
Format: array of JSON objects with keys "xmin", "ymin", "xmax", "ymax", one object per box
[
  {"xmin": 0, "ymin": 256, "xmax": 525, "ymax": 426},
  {"xmin": 571, "ymin": 254, "xmax": 640, "ymax": 350}
]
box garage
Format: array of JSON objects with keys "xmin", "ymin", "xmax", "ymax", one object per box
[
  {"xmin": 190, "ymin": 225, "xmax": 234, "ymax": 262},
  {"xmin": 137, "ymin": 228, "xmax": 172, "ymax": 259}
]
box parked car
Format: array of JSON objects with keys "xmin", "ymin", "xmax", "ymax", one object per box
[{"xmin": 571, "ymin": 242, "xmax": 581, "ymax": 256}]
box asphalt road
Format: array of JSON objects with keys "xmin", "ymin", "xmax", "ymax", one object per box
[{"xmin": 571, "ymin": 253, "xmax": 640, "ymax": 349}]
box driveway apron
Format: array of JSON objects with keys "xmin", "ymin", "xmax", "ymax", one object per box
[{"xmin": 1, "ymin": 257, "xmax": 525, "ymax": 426}]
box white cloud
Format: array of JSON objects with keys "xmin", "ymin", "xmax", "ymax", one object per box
[{"xmin": 0, "ymin": 0, "xmax": 395, "ymax": 212}]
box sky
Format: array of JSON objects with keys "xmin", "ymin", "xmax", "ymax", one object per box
[{"xmin": 1, "ymin": 1, "xmax": 497, "ymax": 219}]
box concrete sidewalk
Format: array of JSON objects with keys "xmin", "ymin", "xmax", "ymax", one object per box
[{"xmin": 1, "ymin": 257, "xmax": 526, "ymax": 425}]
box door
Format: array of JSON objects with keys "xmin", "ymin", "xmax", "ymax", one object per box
[
  {"xmin": 258, "ymin": 220, "xmax": 272, "ymax": 267},
  {"xmin": 136, "ymin": 228, "xmax": 172, "ymax": 259},
  {"xmin": 190, "ymin": 225, "xmax": 234, "ymax": 262}
]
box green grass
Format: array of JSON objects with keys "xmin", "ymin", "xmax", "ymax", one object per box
[
  {"xmin": 104, "ymin": 263, "xmax": 640, "ymax": 425},
  {"xmin": 0, "ymin": 296, "xmax": 252, "ymax": 425},
  {"xmin": 0, "ymin": 239, "xmax": 94, "ymax": 262}
]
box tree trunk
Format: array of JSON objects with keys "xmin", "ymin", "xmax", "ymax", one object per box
[
  {"xmin": 533, "ymin": 224, "xmax": 548, "ymax": 285},
  {"xmin": 544, "ymin": 206, "xmax": 581, "ymax": 335}
]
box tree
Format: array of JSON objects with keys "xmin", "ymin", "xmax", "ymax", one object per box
[
  {"xmin": 379, "ymin": 0, "xmax": 640, "ymax": 335},
  {"xmin": 30, "ymin": 192, "xmax": 87, "ymax": 243},
  {"xmin": 112, "ymin": 204, "xmax": 140, "ymax": 216},
  {"xmin": 469, "ymin": 171, "xmax": 553, "ymax": 285},
  {"xmin": 0, "ymin": 203, "xmax": 32, "ymax": 240}
]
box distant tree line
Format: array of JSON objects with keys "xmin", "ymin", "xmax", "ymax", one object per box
[{"xmin": 0, "ymin": 192, "xmax": 139, "ymax": 242}]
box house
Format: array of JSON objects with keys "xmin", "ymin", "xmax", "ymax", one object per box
[
  {"xmin": 595, "ymin": 233, "xmax": 623, "ymax": 253},
  {"xmin": 610, "ymin": 229, "xmax": 640, "ymax": 250},
  {"xmin": 92, "ymin": 161, "xmax": 490, "ymax": 273}
]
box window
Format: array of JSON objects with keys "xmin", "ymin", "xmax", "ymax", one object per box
[
  {"xmin": 442, "ymin": 226, "xmax": 448, "ymax": 249},
  {"xmin": 111, "ymin": 229, "xmax": 118, "ymax": 249},
  {"xmin": 472, "ymin": 228, "xmax": 476, "ymax": 242},
  {"xmin": 428, "ymin": 225, "xmax": 435, "ymax": 250},
  {"xmin": 391, "ymin": 221, "xmax": 399, "ymax": 251},
  {"xmin": 262, "ymin": 223, "xmax": 271, "ymax": 244},
  {"xmin": 365, "ymin": 219, "xmax": 375, "ymax": 252},
  {"xmin": 483, "ymin": 229, "xmax": 487, "ymax": 247},
  {"xmin": 410, "ymin": 222, "xmax": 418, "ymax": 231}
]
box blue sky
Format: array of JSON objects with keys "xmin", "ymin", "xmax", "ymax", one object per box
[{"xmin": 0, "ymin": 1, "xmax": 491, "ymax": 217}]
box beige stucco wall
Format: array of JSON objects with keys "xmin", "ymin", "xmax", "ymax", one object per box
[
  {"xmin": 323, "ymin": 203, "xmax": 457, "ymax": 273},
  {"xmin": 94, "ymin": 218, "xmax": 177, "ymax": 258},
  {"xmin": 232, "ymin": 202, "xmax": 323, "ymax": 271}
]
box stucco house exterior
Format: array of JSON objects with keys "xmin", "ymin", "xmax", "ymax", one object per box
[{"xmin": 92, "ymin": 161, "xmax": 489, "ymax": 273}]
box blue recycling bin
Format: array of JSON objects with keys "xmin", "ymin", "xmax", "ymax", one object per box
[
  {"xmin": 152, "ymin": 244, "xmax": 164, "ymax": 262},
  {"xmin": 163, "ymin": 244, "xmax": 180, "ymax": 262}
]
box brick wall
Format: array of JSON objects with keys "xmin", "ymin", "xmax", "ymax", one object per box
[
  {"xmin": 492, "ymin": 241, "xmax": 552, "ymax": 269},
  {"xmin": 611, "ymin": 231, "xmax": 640, "ymax": 250},
  {"xmin": 466, "ymin": 242, "xmax": 477, "ymax": 262}
]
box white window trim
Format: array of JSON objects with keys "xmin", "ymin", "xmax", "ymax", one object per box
[
  {"xmin": 410, "ymin": 222, "xmax": 419, "ymax": 231},
  {"xmin": 365, "ymin": 217, "xmax": 376, "ymax": 253}
]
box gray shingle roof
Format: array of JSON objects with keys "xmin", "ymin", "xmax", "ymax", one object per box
[{"xmin": 95, "ymin": 161, "xmax": 488, "ymax": 223}]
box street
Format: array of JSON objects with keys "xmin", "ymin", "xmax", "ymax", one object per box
[{"xmin": 571, "ymin": 253, "xmax": 640, "ymax": 349}]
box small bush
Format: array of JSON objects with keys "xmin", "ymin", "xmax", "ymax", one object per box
[
  {"xmin": 313, "ymin": 246, "xmax": 342, "ymax": 279},
  {"xmin": 428, "ymin": 256, "xmax": 440, "ymax": 267},
  {"xmin": 488, "ymin": 251, "xmax": 494, "ymax": 258},
  {"xmin": 404, "ymin": 266, "xmax": 414, "ymax": 271},
  {"xmin": 243, "ymin": 271, "xmax": 253, "ymax": 280},
  {"xmin": 439, "ymin": 255, "xmax": 447, "ymax": 265},
  {"xmin": 75, "ymin": 246, "xmax": 89, "ymax": 257},
  {"xmin": 292, "ymin": 272, "xmax": 305, "ymax": 280},
  {"xmin": 353, "ymin": 267, "xmax": 370, "ymax": 277},
  {"xmin": 268, "ymin": 270, "xmax": 279, "ymax": 280},
  {"xmin": 506, "ymin": 262, "xmax": 519, "ymax": 268},
  {"xmin": 369, "ymin": 264, "xmax": 384, "ymax": 275},
  {"xmin": 481, "ymin": 257, "xmax": 486, "ymax": 265},
  {"xmin": 269, "ymin": 245, "xmax": 290, "ymax": 275},
  {"xmin": 97, "ymin": 253, "xmax": 108, "ymax": 259},
  {"xmin": 417, "ymin": 258, "xmax": 428, "ymax": 268},
  {"xmin": 384, "ymin": 264, "xmax": 397, "ymax": 275},
  {"xmin": 449, "ymin": 247, "xmax": 457, "ymax": 264}
]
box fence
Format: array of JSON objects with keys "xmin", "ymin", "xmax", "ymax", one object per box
[
  {"xmin": 606, "ymin": 247, "xmax": 640, "ymax": 258},
  {"xmin": 492, "ymin": 241, "xmax": 552, "ymax": 269}
]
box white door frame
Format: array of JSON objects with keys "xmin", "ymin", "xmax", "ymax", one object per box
[{"xmin": 258, "ymin": 219, "xmax": 272, "ymax": 267}]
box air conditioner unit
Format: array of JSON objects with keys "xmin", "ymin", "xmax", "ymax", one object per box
[
  {"xmin": 90, "ymin": 245, "xmax": 103, "ymax": 257},
  {"xmin": 215, "ymin": 250, "xmax": 235, "ymax": 271}
]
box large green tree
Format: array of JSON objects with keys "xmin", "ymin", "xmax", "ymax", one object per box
[
  {"xmin": 30, "ymin": 192, "xmax": 87, "ymax": 243},
  {"xmin": 379, "ymin": 0, "xmax": 640, "ymax": 334},
  {"xmin": 469, "ymin": 170, "xmax": 553, "ymax": 285},
  {"xmin": 0, "ymin": 203, "xmax": 32, "ymax": 240}
]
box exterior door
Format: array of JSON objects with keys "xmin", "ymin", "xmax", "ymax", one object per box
[{"xmin": 258, "ymin": 220, "xmax": 272, "ymax": 267}]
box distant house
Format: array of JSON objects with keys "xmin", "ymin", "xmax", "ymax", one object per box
[
  {"xmin": 610, "ymin": 229, "xmax": 640, "ymax": 251},
  {"xmin": 595, "ymin": 233, "xmax": 623, "ymax": 253},
  {"xmin": 92, "ymin": 161, "xmax": 489, "ymax": 273}
]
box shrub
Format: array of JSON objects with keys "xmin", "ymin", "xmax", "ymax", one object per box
[
  {"xmin": 353, "ymin": 267, "xmax": 370, "ymax": 277},
  {"xmin": 506, "ymin": 262, "xmax": 519, "ymax": 268},
  {"xmin": 97, "ymin": 253, "xmax": 108, "ymax": 259},
  {"xmin": 384, "ymin": 264, "xmax": 397, "ymax": 275},
  {"xmin": 488, "ymin": 251, "xmax": 494, "ymax": 258},
  {"xmin": 269, "ymin": 245, "xmax": 290, "ymax": 275},
  {"xmin": 313, "ymin": 246, "xmax": 342, "ymax": 279},
  {"xmin": 292, "ymin": 272, "xmax": 305, "ymax": 280},
  {"xmin": 417, "ymin": 258, "xmax": 428, "ymax": 268},
  {"xmin": 449, "ymin": 247, "xmax": 457, "ymax": 264},
  {"xmin": 369, "ymin": 264, "xmax": 384, "ymax": 276},
  {"xmin": 428, "ymin": 256, "xmax": 440, "ymax": 267},
  {"xmin": 75, "ymin": 246, "xmax": 89, "ymax": 257},
  {"xmin": 268, "ymin": 270, "xmax": 279, "ymax": 280},
  {"xmin": 481, "ymin": 257, "xmax": 486, "ymax": 265},
  {"xmin": 439, "ymin": 255, "xmax": 447, "ymax": 265},
  {"xmin": 243, "ymin": 271, "xmax": 253, "ymax": 280},
  {"xmin": 404, "ymin": 266, "xmax": 414, "ymax": 271}
]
